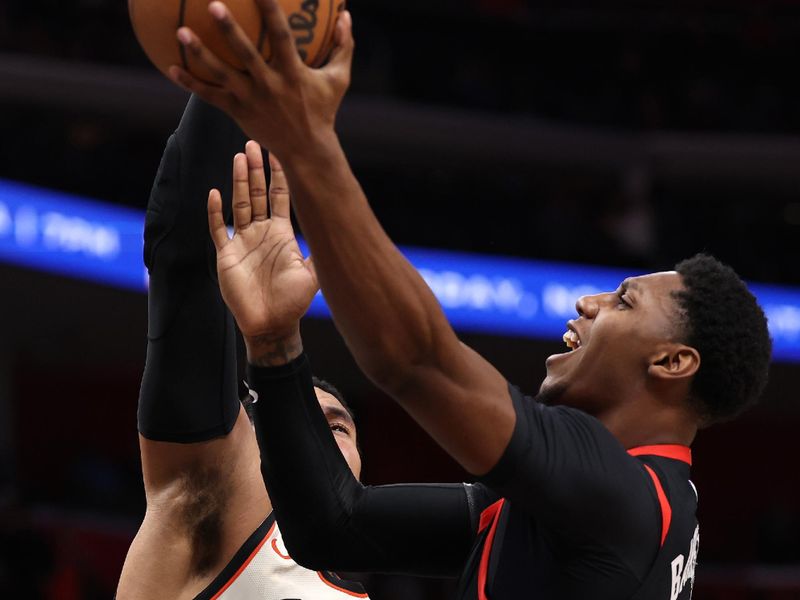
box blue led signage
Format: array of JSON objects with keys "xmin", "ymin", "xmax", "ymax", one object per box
[{"xmin": 2, "ymin": 179, "xmax": 799, "ymax": 362}]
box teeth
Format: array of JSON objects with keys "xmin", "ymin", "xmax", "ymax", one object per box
[{"xmin": 562, "ymin": 330, "xmax": 580, "ymax": 350}]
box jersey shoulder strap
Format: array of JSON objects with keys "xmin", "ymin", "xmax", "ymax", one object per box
[
  {"xmin": 194, "ymin": 514, "xmax": 370, "ymax": 600},
  {"xmin": 194, "ymin": 514, "xmax": 277, "ymax": 600}
]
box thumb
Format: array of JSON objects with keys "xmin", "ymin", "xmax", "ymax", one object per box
[
  {"xmin": 208, "ymin": 189, "xmax": 231, "ymax": 251},
  {"xmin": 322, "ymin": 10, "xmax": 354, "ymax": 91},
  {"xmin": 304, "ymin": 255, "xmax": 319, "ymax": 288}
]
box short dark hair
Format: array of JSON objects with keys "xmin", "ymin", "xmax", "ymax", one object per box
[
  {"xmin": 241, "ymin": 376, "xmax": 357, "ymax": 428},
  {"xmin": 312, "ymin": 376, "xmax": 362, "ymax": 458},
  {"xmin": 673, "ymin": 254, "xmax": 772, "ymax": 426},
  {"xmin": 312, "ymin": 376, "xmax": 356, "ymax": 424}
]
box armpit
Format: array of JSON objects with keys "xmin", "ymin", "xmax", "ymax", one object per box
[{"xmin": 176, "ymin": 465, "xmax": 229, "ymax": 577}]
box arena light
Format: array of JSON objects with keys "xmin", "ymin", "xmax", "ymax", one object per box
[
  {"xmin": 2, "ymin": 178, "xmax": 799, "ymax": 362},
  {"xmin": 0, "ymin": 179, "xmax": 147, "ymax": 291}
]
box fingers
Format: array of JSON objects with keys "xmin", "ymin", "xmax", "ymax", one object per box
[
  {"xmin": 168, "ymin": 65, "xmax": 232, "ymax": 109},
  {"xmin": 245, "ymin": 141, "xmax": 269, "ymax": 221},
  {"xmin": 323, "ymin": 10, "xmax": 354, "ymax": 89},
  {"xmin": 208, "ymin": 2, "xmax": 269, "ymax": 77},
  {"xmin": 253, "ymin": 0, "xmax": 302, "ymax": 68},
  {"xmin": 208, "ymin": 189, "xmax": 230, "ymax": 250},
  {"xmin": 232, "ymin": 153, "xmax": 252, "ymax": 230},
  {"xmin": 174, "ymin": 27, "xmax": 247, "ymax": 97},
  {"xmin": 268, "ymin": 152, "xmax": 291, "ymax": 219}
]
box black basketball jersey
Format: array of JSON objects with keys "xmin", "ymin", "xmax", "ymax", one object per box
[
  {"xmin": 248, "ymin": 358, "xmax": 702, "ymax": 600},
  {"xmin": 456, "ymin": 387, "xmax": 700, "ymax": 600},
  {"xmin": 630, "ymin": 450, "xmax": 699, "ymax": 600}
]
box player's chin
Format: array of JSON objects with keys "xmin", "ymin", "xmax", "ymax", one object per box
[
  {"xmin": 537, "ymin": 375, "xmax": 567, "ymax": 406},
  {"xmin": 542, "ymin": 350, "xmax": 573, "ymax": 387}
]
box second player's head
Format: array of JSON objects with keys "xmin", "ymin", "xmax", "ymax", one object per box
[
  {"xmin": 312, "ymin": 377, "xmax": 363, "ymax": 480},
  {"xmin": 540, "ymin": 253, "xmax": 771, "ymax": 429},
  {"xmin": 243, "ymin": 377, "xmax": 362, "ymax": 479}
]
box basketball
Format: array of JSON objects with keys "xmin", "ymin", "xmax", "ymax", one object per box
[{"xmin": 129, "ymin": 0, "xmax": 345, "ymax": 80}]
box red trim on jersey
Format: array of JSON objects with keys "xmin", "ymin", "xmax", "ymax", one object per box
[
  {"xmin": 643, "ymin": 464, "xmax": 671, "ymax": 547},
  {"xmin": 478, "ymin": 498, "xmax": 504, "ymax": 534},
  {"xmin": 627, "ymin": 444, "xmax": 692, "ymax": 465},
  {"xmin": 271, "ymin": 538, "xmax": 291, "ymax": 560},
  {"xmin": 477, "ymin": 499, "xmax": 506, "ymax": 600},
  {"xmin": 209, "ymin": 521, "xmax": 277, "ymax": 600},
  {"xmin": 317, "ymin": 572, "xmax": 369, "ymax": 598}
]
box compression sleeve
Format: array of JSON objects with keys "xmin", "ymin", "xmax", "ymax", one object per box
[
  {"xmin": 138, "ymin": 96, "xmax": 247, "ymax": 442},
  {"xmin": 247, "ymin": 354, "xmax": 497, "ymax": 577},
  {"xmin": 478, "ymin": 384, "xmax": 661, "ymax": 577}
]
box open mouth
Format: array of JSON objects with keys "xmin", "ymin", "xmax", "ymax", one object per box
[{"xmin": 562, "ymin": 328, "xmax": 582, "ymax": 351}]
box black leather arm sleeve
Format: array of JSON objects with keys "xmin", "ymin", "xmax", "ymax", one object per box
[
  {"xmin": 138, "ymin": 96, "xmax": 247, "ymax": 442},
  {"xmin": 248, "ymin": 354, "xmax": 498, "ymax": 577}
]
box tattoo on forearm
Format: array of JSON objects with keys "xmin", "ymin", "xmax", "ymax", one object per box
[{"xmin": 248, "ymin": 336, "xmax": 303, "ymax": 367}]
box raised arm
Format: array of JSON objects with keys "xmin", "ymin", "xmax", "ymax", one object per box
[
  {"xmin": 120, "ymin": 97, "xmax": 267, "ymax": 598},
  {"xmin": 247, "ymin": 354, "xmax": 493, "ymax": 576},
  {"xmin": 170, "ymin": 0, "xmax": 515, "ymax": 476},
  {"xmin": 137, "ymin": 95, "xmax": 249, "ymax": 491},
  {"xmin": 208, "ymin": 147, "xmax": 496, "ymax": 576}
]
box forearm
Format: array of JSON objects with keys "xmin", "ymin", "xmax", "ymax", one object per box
[
  {"xmin": 168, "ymin": 4, "xmax": 515, "ymax": 476},
  {"xmin": 280, "ymin": 136, "xmax": 458, "ymax": 390},
  {"xmin": 249, "ymin": 353, "xmax": 478, "ymax": 576},
  {"xmin": 277, "ymin": 136, "xmax": 515, "ymax": 475}
]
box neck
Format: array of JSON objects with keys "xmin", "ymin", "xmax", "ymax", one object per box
[{"xmin": 598, "ymin": 400, "xmax": 697, "ymax": 450}]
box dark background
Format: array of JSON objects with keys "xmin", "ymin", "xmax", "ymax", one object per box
[{"xmin": 1, "ymin": 0, "xmax": 799, "ymax": 598}]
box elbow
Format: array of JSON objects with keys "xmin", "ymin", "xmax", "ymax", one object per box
[
  {"xmin": 356, "ymin": 330, "xmax": 443, "ymax": 396},
  {"xmin": 275, "ymin": 488, "xmax": 365, "ymax": 571},
  {"xmin": 358, "ymin": 351, "xmax": 412, "ymax": 394},
  {"xmin": 281, "ymin": 522, "xmax": 352, "ymax": 572},
  {"xmin": 285, "ymin": 537, "xmax": 338, "ymax": 571},
  {"xmin": 278, "ymin": 492, "xmax": 371, "ymax": 571},
  {"xmin": 349, "ymin": 296, "xmax": 446, "ymax": 392}
]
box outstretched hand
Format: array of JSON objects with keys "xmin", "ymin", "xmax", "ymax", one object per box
[
  {"xmin": 209, "ymin": 141, "xmax": 317, "ymax": 355},
  {"xmin": 169, "ymin": 0, "xmax": 354, "ymax": 158}
]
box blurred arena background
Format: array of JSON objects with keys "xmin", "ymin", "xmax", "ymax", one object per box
[{"xmin": 1, "ymin": 1, "xmax": 800, "ymax": 598}]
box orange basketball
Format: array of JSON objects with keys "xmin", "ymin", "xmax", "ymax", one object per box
[{"xmin": 129, "ymin": 0, "xmax": 345, "ymax": 80}]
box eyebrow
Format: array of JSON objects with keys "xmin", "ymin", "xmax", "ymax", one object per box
[
  {"xmin": 322, "ymin": 404, "xmax": 355, "ymax": 427},
  {"xmin": 620, "ymin": 279, "xmax": 641, "ymax": 292}
]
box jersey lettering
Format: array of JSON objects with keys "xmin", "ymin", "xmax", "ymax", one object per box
[{"xmin": 670, "ymin": 525, "xmax": 699, "ymax": 600}]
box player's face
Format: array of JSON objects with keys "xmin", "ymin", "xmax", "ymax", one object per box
[
  {"xmin": 540, "ymin": 271, "xmax": 685, "ymax": 415},
  {"xmin": 315, "ymin": 388, "xmax": 362, "ymax": 480}
]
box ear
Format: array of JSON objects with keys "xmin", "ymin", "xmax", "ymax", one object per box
[{"xmin": 647, "ymin": 344, "xmax": 700, "ymax": 381}]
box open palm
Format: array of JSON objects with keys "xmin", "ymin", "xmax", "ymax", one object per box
[{"xmin": 208, "ymin": 141, "xmax": 318, "ymax": 340}]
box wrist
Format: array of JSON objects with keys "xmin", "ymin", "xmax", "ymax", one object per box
[
  {"xmin": 280, "ymin": 127, "xmax": 342, "ymax": 167},
  {"xmin": 244, "ymin": 329, "xmax": 303, "ymax": 367}
]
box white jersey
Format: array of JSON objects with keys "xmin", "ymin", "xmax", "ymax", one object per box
[{"xmin": 194, "ymin": 513, "xmax": 369, "ymax": 600}]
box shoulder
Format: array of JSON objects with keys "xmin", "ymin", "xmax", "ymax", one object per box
[
  {"xmin": 483, "ymin": 385, "xmax": 661, "ymax": 530},
  {"xmin": 487, "ymin": 385, "xmax": 634, "ymax": 485},
  {"xmin": 508, "ymin": 383, "xmax": 609, "ymax": 434}
]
